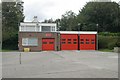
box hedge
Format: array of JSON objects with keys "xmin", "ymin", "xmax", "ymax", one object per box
[
  {"xmin": 98, "ymin": 35, "xmax": 119, "ymax": 50},
  {"xmin": 2, "ymin": 34, "xmax": 18, "ymax": 50}
]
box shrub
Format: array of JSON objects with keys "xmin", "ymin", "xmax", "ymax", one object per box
[
  {"xmin": 108, "ymin": 42, "xmax": 116, "ymax": 50},
  {"xmin": 2, "ymin": 34, "xmax": 18, "ymax": 50},
  {"xmin": 98, "ymin": 36, "xmax": 109, "ymax": 49},
  {"xmin": 98, "ymin": 35, "xmax": 118, "ymax": 50},
  {"xmin": 116, "ymin": 37, "xmax": 120, "ymax": 47},
  {"xmin": 116, "ymin": 42, "xmax": 120, "ymax": 47}
]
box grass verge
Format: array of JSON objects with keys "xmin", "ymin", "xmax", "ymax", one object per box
[
  {"xmin": 0, "ymin": 49, "xmax": 18, "ymax": 52},
  {"xmin": 98, "ymin": 49, "xmax": 113, "ymax": 52}
]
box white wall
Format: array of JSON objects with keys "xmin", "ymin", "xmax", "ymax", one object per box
[{"xmin": 19, "ymin": 22, "xmax": 57, "ymax": 32}]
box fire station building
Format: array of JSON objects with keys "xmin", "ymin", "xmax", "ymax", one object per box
[{"xmin": 18, "ymin": 18, "xmax": 97, "ymax": 51}]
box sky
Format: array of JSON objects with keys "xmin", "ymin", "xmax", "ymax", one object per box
[{"xmin": 23, "ymin": 0, "xmax": 120, "ymax": 22}]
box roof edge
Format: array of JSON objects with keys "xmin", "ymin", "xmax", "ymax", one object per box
[{"xmin": 59, "ymin": 31, "xmax": 97, "ymax": 34}]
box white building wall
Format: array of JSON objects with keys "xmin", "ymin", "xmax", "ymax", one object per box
[
  {"xmin": 26, "ymin": 26, "xmax": 35, "ymax": 31},
  {"xmin": 19, "ymin": 22, "xmax": 57, "ymax": 32}
]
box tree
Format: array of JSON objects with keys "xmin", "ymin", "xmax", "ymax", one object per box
[
  {"xmin": 77, "ymin": 2, "xmax": 120, "ymax": 32},
  {"xmin": 42, "ymin": 18, "xmax": 55, "ymax": 23},
  {"xmin": 2, "ymin": 1, "xmax": 24, "ymax": 49},
  {"xmin": 55, "ymin": 19, "xmax": 60, "ymax": 31},
  {"xmin": 59, "ymin": 10, "xmax": 77, "ymax": 31}
]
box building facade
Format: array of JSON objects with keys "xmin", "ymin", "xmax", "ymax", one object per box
[{"xmin": 18, "ymin": 18, "xmax": 97, "ymax": 51}]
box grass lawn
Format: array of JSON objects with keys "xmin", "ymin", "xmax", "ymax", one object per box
[
  {"xmin": 98, "ymin": 49, "xmax": 113, "ymax": 52},
  {"xmin": 0, "ymin": 49, "xmax": 114, "ymax": 52},
  {"xmin": 0, "ymin": 49, "xmax": 18, "ymax": 52}
]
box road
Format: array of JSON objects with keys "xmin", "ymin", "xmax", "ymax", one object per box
[{"xmin": 2, "ymin": 50, "xmax": 118, "ymax": 78}]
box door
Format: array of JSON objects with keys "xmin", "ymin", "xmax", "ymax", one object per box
[
  {"xmin": 61, "ymin": 34, "xmax": 78, "ymax": 50},
  {"xmin": 42, "ymin": 38, "xmax": 55, "ymax": 51},
  {"xmin": 79, "ymin": 34, "xmax": 96, "ymax": 50}
]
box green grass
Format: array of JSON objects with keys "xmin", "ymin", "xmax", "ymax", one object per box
[
  {"xmin": 0, "ymin": 49, "xmax": 18, "ymax": 52},
  {"xmin": 98, "ymin": 49, "xmax": 113, "ymax": 52}
]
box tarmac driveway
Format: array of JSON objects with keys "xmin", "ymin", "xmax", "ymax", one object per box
[{"xmin": 2, "ymin": 50, "xmax": 118, "ymax": 78}]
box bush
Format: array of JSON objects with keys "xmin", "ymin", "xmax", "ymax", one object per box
[
  {"xmin": 98, "ymin": 36, "xmax": 108, "ymax": 49},
  {"xmin": 98, "ymin": 35, "xmax": 118, "ymax": 50},
  {"xmin": 108, "ymin": 42, "xmax": 116, "ymax": 50},
  {"xmin": 99, "ymin": 32, "xmax": 120, "ymax": 36},
  {"xmin": 116, "ymin": 42, "xmax": 120, "ymax": 47},
  {"xmin": 2, "ymin": 34, "xmax": 18, "ymax": 50},
  {"xmin": 116, "ymin": 37, "xmax": 120, "ymax": 47}
]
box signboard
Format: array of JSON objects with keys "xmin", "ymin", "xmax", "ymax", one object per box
[{"xmin": 46, "ymin": 33, "xmax": 52, "ymax": 37}]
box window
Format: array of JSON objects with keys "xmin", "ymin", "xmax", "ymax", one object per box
[
  {"xmin": 21, "ymin": 26, "xmax": 24, "ymax": 31},
  {"xmin": 68, "ymin": 42, "xmax": 71, "ymax": 44},
  {"xmin": 91, "ymin": 39, "xmax": 95, "ymax": 41},
  {"xmin": 73, "ymin": 42, "xmax": 77, "ymax": 44},
  {"xmin": 80, "ymin": 42, "xmax": 84, "ymax": 44},
  {"xmin": 28, "ymin": 38, "xmax": 38, "ymax": 46},
  {"xmin": 80, "ymin": 39, "xmax": 84, "ymax": 41},
  {"xmin": 22, "ymin": 38, "xmax": 28, "ymax": 45},
  {"xmin": 49, "ymin": 42, "xmax": 54, "ymax": 44},
  {"xmin": 43, "ymin": 42, "xmax": 47, "ymax": 44},
  {"xmin": 86, "ymin": 39, "xmax": 89, "ymax": 41},
  {"xmin": 36, "ymin": 26, "xmax": 40, "ymax": 31},
  {"xmin": 42, "ymin": 26, "xmax": 51, "ymax": 32},
  {"xmin": 86, "ymin": 42, "xmax": 89, "ymax": 44},
  {"xmin": 62, "ymin": 39, "xmax": 66, "ymax": 41},
  {"xmin": 22, "ymin": 38, "xmax": 38, "ymax": 46},
  {"xmin": 26, "ymin": 26, "xmax": 36, "ymax": 31},
  {"xmin": 62, "ymin": 42, "xmax": 65, "ymax": 44},
  {"xmin": 73, "ymin": 39, "xmax": 77, "ymax": 41},
  {"xmin": 51, "ymin": 26, "xmax": 55, "ymax": 31},
  {"xmin": 68, "ymin": 39, "xmax": 71, "ymax": 41},
  {"xmin": 91, "ymin": 42, "xmax": 95, "ymax": 44}
]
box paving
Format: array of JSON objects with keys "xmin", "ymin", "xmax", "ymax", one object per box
[{"xmin": 2, "ymin": 50, "xmax": 118, "ymax": 78}]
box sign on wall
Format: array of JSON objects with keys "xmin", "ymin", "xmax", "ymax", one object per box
[{"xmin": 46, "ymin": 33, "xmax": 52, "ymax": 37}]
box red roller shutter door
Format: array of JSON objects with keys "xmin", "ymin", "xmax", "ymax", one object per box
[
  {"xmin": 80, "ymin": 34, "xmax": 96, "ymax": 50},
  {"xmin": 61, "ymin": 34, "xmax": 78, "ymax": 50},
  {"xmin": 42, "ymin": 38, "xmax": 55, "ymax": 51}
]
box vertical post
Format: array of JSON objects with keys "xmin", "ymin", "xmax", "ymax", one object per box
[
  {"xmin": 0, "ymin": 3, "xmax": 2, "ymax": 79},
  {"xmin": 96, "ymin": 24, "xmax": 99, "ymax": 50},
  {"xmin": 117, "ymin": 2, "xmax": 120, "ymax": 79},
  {"xmin": 18, "ymin": 18, "xmax": 21, "ymax": 64},
  {"xmin": 19, "ymin": 52, "xmax": 21, "ymax": 64},
  {"xmin": 78, "ymin": 23, "xmax": 81, "ymax": 50}
]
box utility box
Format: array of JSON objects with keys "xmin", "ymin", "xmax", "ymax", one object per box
[{"xmin": 24, "ymin": 48, "xmax": 30, "ymax": 52}]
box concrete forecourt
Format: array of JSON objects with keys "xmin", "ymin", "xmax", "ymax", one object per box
[{"xmin": 2, "ymin": 50, "xmax": 118, "ymax": 78}]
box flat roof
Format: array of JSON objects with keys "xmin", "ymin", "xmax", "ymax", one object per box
[
  {"xmin": 59, "ymin": 31, "xmax": 97, "ymax": 34},
  {"xmin": 20, "ymin": 22, "xmax": 56, "ymax": 26},
  {"xmin": 20, "ymin": 22, "xmax": 56, "ymax": 24}
]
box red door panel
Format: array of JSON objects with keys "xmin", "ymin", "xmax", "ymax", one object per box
[
  {"xmin": 80, "ymin": 34, "xmax": 96, "ymax": 50},
  {"xmin": 61, "ymin": 34, "xmax": 78, "ymax": 50},
  {"xmin": 42, "ymin": 38, "xmax": 55, "ymax": 51}
]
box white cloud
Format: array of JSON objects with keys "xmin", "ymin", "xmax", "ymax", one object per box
[
  {"xmin": 23, "ymin": 0, "xmax": 90, "ymax": 22},
  {"xmin": 23, "ymin": 0, "xmax": 119, "ymax": 22}
]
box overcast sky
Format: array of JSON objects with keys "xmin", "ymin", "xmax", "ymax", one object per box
[{"xmin": 23, "ymin": 0, "xmax": 119, "ymax": 22}]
